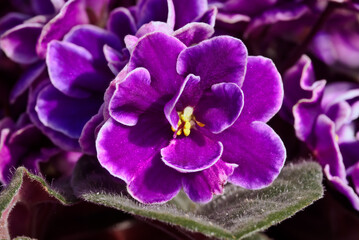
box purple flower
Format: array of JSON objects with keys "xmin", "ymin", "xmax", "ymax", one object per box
[
  {"xmin": 285, "ymin": 55, "xmax": 359, "ymax": 210},
  {"xmin": 0, "ymin": 114, "xmax": 81, "ymax": 184},
  {"xmin": 95, "ymin": 32, "xmax": 286, "ymax": 204}
]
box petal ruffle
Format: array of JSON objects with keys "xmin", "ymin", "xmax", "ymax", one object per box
[
  {"xmin": 182, "ymin": 159, "xmax": 236, "ymax": 203},
  {"xmin": 36, "ymin": 84, "xmax": 102, "ymax": 139},
  {"xmin": 96, "ymin": 115, "xmax": 171, "ymax": 183},
  {"xmin": 195, "ymin": 82, "xmax": 244, "ymax": 134},
  {"xmin": 239, "ymin": 56, "xmax": 283, "ymax": 123},
  {"xmin": 177, "ymin": 36, "xmax": 247, "ymax": 90},
  {"xmin": 211, "ymin": 121, "xmax": 286, "ymax": 189},
  {"xmin": 36, "ymin": 0, "xmax": 89, "ymax": 58},
  {"xmin": 313, "ymin": 114, "xmax": 347, "ymax": 180},
  {"xmin": 47, "ymin": 40, "xmax": 112, "ymax": 98},
  {"xmin": 173, "ymin": 22, "xmax": 214, "ymax": 46},
  {"xmin": 161, "ymin": 130, "xmax": 223, "ymax": 173},
  {"xmin": 109, "ymin": 68, "xmax": 163, "ymax": 126},
  {"xmin": 127, "ymin": 154, "xmax": 182, "ymax": 204},
  {"xmin": 129, "ymin": 32, "xmax": 186, "ymax": 95}
]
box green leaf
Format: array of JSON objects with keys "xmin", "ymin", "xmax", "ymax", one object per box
[{"xmin": 74, "ymin": 160, "xmax": 323, "ymax": 240}]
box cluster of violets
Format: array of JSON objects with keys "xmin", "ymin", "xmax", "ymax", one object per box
[{"xmin": 0, "ymin": 0, "xmax": 359, "ymax": 215}]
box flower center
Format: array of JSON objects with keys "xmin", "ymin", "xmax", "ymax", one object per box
[{"xmin": 171, "ymin": 106, "xmax": 204, "ymax": 137}]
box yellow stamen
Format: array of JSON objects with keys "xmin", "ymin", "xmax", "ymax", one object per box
[
  {"xmin": 183, "ymin": 128, "xmax": 190, "ymax": 136},
  {"xmin": 184, "ymin": 121, "xmax": 191, "ymax": 130},
  {"xmin": 196, "ymin": 120, "xmax": 205, "ymax": 127},
  {"xmin": 177, "ymin": 129, "xmax": 182, "ymax": 136}
]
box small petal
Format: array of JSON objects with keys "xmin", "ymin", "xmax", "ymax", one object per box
[
  {"xmin": 109, "ymin": 68, "xmax": 164, "ymax": 126},
  {"xmin": 173, "ymin": 22, "xmax": 214, "ymax": 46},
  {"xmin": 129, "ymin": 32, "xmax": 186, "ymax": 95},
  {"xmin": 107, "ymin": 7, "xmax": 137, "ymax": 45},
  {"xmin": 161, "ymin": 130, "xmax": 223, "ymax": 173},
  {"xmin": 177, "ymin": 36, "xmax": 247, "ymax": 90},
  {"xmin": 182, "ymin": 160, "xmax": 236, "ymax": 203},
  {"xmin": 195, "ymin": 82, "xmax": 244, "ymax": 134},
  {"xmin": 36, "ymin": 0, "xmax": 89, "ymax": 58},
  {"xmin": 127, "ymin": 154, "xmax": 182, "ymax": 204}
]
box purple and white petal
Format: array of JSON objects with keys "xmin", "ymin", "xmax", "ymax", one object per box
[
  {"xmin": 161, "ymin": 130, "xmax": 223, "ymax": 173},
  {"xmin": 239, "ymin": 56, "xmax": 283, "ymax": 123},
  {"xmin": 173, "ymin": 22, "xmax": 214, "ymax": 46},
  {"xmin": 127, "ymin": 154, "xmax": 182, "ymax": 204},
  {"xmin": 177, "ymin": 36, "xmax": 247, "ymax": 90},
  {"xmin": 129, "ymin": 32, "xmax": 186, "ymax": 95},
  {"xmin": 195, "ymin": 82, "xmax": 244, "ymax": 134},
  {"xmin": 182, "ymin": 159, "xmax": 236, "ymax": 203},
  {"xmin": 209, "ymin": 121, "xmax": 286, "ymax": 189}
]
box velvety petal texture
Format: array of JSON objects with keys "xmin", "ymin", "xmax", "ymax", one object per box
[{"xmin": 96, "ymin": 31, "xmax": 285, "ymax": 203}]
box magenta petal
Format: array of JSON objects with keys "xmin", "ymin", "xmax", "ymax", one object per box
[
  {"xmin": 107, "ymin": 7, "xmax": 136, "ymax": 45},
  {"xmin": 177, "ymin": 36, "xmax": 247, "ymax": 90},
  {"xmin": 109, "ymin": 68, "xmax": 163, "ymax": 126},
  {"xmin": 64, "ymin": 25, "xmax": 122, "ymax": 64},
  {"xmin": 36, "ymin": 0, "xmax": 89, "ymax": 58},
  {"xmin": 127, "ymin": 155, "xmax": 182, "ymax": 204},
  {"xmin": 313, "ymin": 115, "xmax": 347, "ymax": 180},
  {"xmin": 161, "ymin": 130, "xmax": 223, "ymax": 173},
  {"xmin": 239, "ymin": 56, "xmax": 283, "ymax": 123},
  {"xmin": 172, "ymin": 0, "xmax": 208, "ymax": 29},
  {"xmin": 182, "ymin": 160, "xmax": 236, "ymax": 203},
  {"xmin": 164, "ymin": 74, "xmax": 200, "ymax": 130},
  {"xmin": 36, "ymin": 84, "xmax": 102, "ymax": 139},
  {"xmin": 47, "ymin": 41, "xmax": 111, "ymax": 98},
  {"xmin": 325, "ymin": 165, "xmax": 359, "ymax": 211},
  {"xmin": 129, "ymin": 32, "xmax": 186, "ymax": 95},
  {"xmin": 213, "ymin": 121, "xmax": 285, "ymax": 189},
  {"xmin": 0, "ymin": 23, "xmax": 42, "ymax": 64},
  {"xmin": 173, "ymin": 22, "xmax": 214, "ymax": 46},
  {"xmin": 96, "ymin": 116, "xmax": 171, "ymax": 183},
  {"xmin": 195, "ymin": 82, "xmax": 244, "ymax": 134}
]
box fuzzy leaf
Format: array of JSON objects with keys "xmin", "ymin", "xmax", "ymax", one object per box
[{"xmin": 73, "ymin": 160, "xmax": 323, "ymax": 240}]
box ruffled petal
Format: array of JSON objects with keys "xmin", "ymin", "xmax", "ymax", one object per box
[
  {"xmin": 325, "ymin": 165, "xmax": 359, "ymax": 211},
  {"xmin": 239, "ymin": 56, "xmax": 283, "ymax": 123},
  {"xmin": 109, "ymin": 68, "xmax": 164, "ymax": 126},
  {"xmin": 107, "ymin": 7, "xmax": 137, "ymax": 45},
  {"xmin": 313, "ymin": 115, "xmax": 347, "ymax": 180},
  {"xmin": 96, "ymin": 115, "xmax": 171, "ymax": 183},
  {"xmin": 173, "ymin": 22, "xmax": 214, "ymax": 46},
  {"xmin": 195, "ymin": 82, "xmax": 244, "ymax": 134},
  {"xmin": 177, "ymin": 36, "xmax": 247, "ymax": 90},
  {"xmin": 129, "ymin": 32, "xmax": 186, "ymax": 95},
  {"xmin": 128, "ymin": 154, "xmax": 182, "ymax": 204},
  {"xmin": 47, "ymin": 40, "xmax": 112, "ymax": 98},
  {"xmin": 36, "ymin": 84, "xmax": 102, "ymax": 139},
  {"xmin": 210, "ymin": 121, "xmax": 286, "ymax": 189},
  {"xmin": 182, "ymin": 159, "xmax": 236, "ymax": 203},
  {"xmin": 161, "ymin": 130, "xmax": 223, "ymax": 173},
  {"xmin": 36, "ymin": 0, "xmax": 89, "ymax": 58}
]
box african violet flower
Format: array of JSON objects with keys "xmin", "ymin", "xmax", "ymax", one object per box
[
  {"xmin": 285, "ymin": 55, "xmax": 359, "ymax": 210},
  {"xmin": 95, "ymin": 31, "xmax": 286, "ymax": 204}
]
